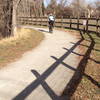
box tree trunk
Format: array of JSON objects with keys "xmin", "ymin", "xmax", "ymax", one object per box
[
  {"xmin": 12, "ymin": 0, "xmax": 21, "ymax": 36},
  {"xmin": 0, "ymin": 0, "xmax": 13, "ymax": 37},
  {"xmin": 12, "ymin": 2, "xmax": 17, "ymax": 36}
]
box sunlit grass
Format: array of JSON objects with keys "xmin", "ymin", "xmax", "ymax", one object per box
[{"xmin": 0, "ymin": 28, "xmax": 44, "ymax": 67}]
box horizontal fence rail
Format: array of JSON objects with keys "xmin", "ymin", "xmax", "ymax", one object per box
[{"xmin": 17, "ymin": 17, "xmax": 100, "ymax": 34}]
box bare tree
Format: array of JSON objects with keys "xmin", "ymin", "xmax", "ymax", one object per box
[
  {"xmin": 95, "ymin": 0, "xmax": 100, "ymax": 18},
  {"xmin": 32, "ymin": 0, "xmax": 44, "ymax": 17},
  {"xmin": 59, "ymin": 0, "xmax": 68, "ymax": 7},
  {"xmin": 0, "ymin": 0, "xmax": 13, "ymax": 37},
  {"xmin": 46, "ymin": 0, "xmax": 57, "ymax": 14},
  {"xmin": 70, "ymin": 0, "xmax": 89, "ymax": 18},
  {"xmin": 46, "ymin": 0, "xmax": 71, "ymax": 17}
]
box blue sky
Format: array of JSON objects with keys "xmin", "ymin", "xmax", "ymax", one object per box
[
  {"xmin": 44, "ymin": 0, "xmax": 71, "ymax": 7},
  {"xmin": 44, "ymin": 0, "xmax": 99, "ymax": 7}
]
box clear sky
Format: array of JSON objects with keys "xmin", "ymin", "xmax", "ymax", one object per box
[
  {"xmin": 44, "ymin": 0, "xmax": 50, "ymax": 7},
  {"xmin": 44, "ymin": 0, "xmax": 72, "ymax": 7},
  {"xmin": 44, "ymin": 0, "xmax": 99, "ymax": 7}
]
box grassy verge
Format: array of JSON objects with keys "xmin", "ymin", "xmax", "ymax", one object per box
[
  {"xmin": 0, "ymin": 28, "xmax": 44, "ymax": 67},
  {"xmin": 72, "ymin": 33, "xmax": 100, "ymax": 100}
]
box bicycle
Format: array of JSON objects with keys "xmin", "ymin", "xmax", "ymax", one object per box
[{"xmin": 49, "ymin": 21, "xmax": 54, "ymax": 33}]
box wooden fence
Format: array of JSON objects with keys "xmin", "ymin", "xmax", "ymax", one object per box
[{"xmin": 17, "ymin": 17, "xmax": 100, "ymax": 34}]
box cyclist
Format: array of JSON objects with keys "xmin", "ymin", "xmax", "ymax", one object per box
[{"xmin": 48, "ymin": 13, "xmax": 55, "ymax": 33}]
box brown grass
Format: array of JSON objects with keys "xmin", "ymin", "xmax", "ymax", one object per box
[{"xmin": 0, "ymin": 28, "xmax": 44, "ymax": 67}]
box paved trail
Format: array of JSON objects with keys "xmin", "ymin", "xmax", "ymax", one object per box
[{"xmin": 0, "ymin": 27, "xmax": 81, "ymax": 100}]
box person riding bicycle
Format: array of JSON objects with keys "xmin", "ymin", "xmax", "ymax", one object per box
[{"xmin": 48, "ymin": 13, "xmax": 55, "ymax": 33}]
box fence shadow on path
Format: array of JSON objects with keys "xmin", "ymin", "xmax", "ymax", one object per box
[
  {"xmin": 71, "ymin": 42, "xmax": 100, "ymax": 52},
  {"xmin": 61, "ymin": 31, "xmax": 100, "ymax": 99},
  {"xmin": 13, "ymin": 31, "xmax": 84, "ymax": 100},
  {"xmin": 38, "ymin": 29, "xmax": 50, "ymax": 33},
  {"xmin": 13, "ymin": 31, "xmax": 100, "ymax": 100}
]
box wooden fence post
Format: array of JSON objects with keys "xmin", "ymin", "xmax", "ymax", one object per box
[
  {"xmin": 86, "ymin": 18, "xmax": 89, "ymax": 33},
  {"xmin": 47, "ymin": 17, "xmax": 48, "ymax": 27},
  {"xmin": 32, "ymin": 17, "xmax": 34, "ymax": 25},
  {"xmin": 36, "ymin": 17, "xmax": 37, "ymax": 25},
  {"xmin": 35, "ymin": 17, "xmax": 36, "ymax": 25},
  {"xmin": 61, "ymin": 16, "xmax": 63, "ymax": 28},
  {"xmin": 96, "ymin": 18, "xmax": 99, "ymax": 36},
  {"xmin": 70, "ymin": 16, "xmax": 72, "ymax": 29},
  {"xmin": 40, "ymin": 16, "xmax": 42, "ymax": 26},
  {"xmin": 77, "ymin": 17, "xmax": 79, "ymax": 30}
]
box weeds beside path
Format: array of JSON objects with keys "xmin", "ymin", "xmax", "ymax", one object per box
[{"xmin": 0, "ymin": 28, "xmax": 44, "ymax": 67}]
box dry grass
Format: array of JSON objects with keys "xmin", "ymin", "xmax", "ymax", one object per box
[{"xmin": 0, "ymin": 28, "xmax": 44, "ymax": 67}]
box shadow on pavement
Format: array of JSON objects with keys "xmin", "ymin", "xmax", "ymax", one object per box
[
  {"xmin": 62, "ymin": 32, "xmax": 100, "ymax": 99},
  {"xmin": 13, "ymin": 30, "xmax": 100, "ymax": 100},
  {"xmin": 38, "ymin": 29, "xmax": 50, "ymax": 33},
  {"xmin": 13, "ymin": 32, "xmax": 84, "ymax": 100}
]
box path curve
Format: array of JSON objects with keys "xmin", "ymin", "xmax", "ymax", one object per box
[{"xmin": 0, "ymin": 26, "xmax": 80, "ymax": 100}]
